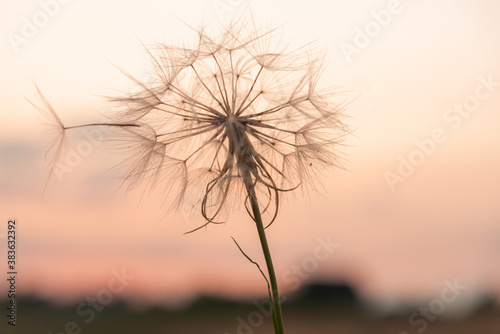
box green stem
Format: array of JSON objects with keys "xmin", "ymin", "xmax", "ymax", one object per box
[{"xmin": 243, "ymin": 171, "xmax": 285, "ymax": 334}]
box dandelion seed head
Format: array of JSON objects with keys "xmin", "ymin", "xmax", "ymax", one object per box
[{"xmin": 111, "ymin": 15, "xmax": 348, "ymax": 226}]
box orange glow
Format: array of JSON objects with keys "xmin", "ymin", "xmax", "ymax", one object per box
[{"xmin": 1, "ymin": 0, "xmax": 499, "ymax": 311}]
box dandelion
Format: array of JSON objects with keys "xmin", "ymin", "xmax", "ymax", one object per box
[{"xmin": 34, "ymin": 14, "xmax": 348, "ymax": 334}]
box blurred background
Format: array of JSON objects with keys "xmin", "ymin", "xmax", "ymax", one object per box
[{"xmin": 1, "ymin": 0, "xmax": 499, "ymax": 333}]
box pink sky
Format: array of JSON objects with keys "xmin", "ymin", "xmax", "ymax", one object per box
[{"xmin": 1, "ymin": 0, "xmax": 499, "ymax": 311}]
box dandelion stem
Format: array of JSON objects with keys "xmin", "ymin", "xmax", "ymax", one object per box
[{"xmin": 242, "ymin": 170, "xmax": 285, "ymax": 334}]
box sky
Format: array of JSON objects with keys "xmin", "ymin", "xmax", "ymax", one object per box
[{"xmin": 0, "ymin": 0, "xmax": 499, "ymax": 313}]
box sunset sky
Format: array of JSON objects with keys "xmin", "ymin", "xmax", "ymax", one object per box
[{"xmin": 1, "ymin": 0, "xmax": 499, "ymax": 313}]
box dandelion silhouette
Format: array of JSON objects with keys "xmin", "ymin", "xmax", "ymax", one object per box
[{"xmin": 33, "ymin": 14, "xmax": 348, "ymax": 334}]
